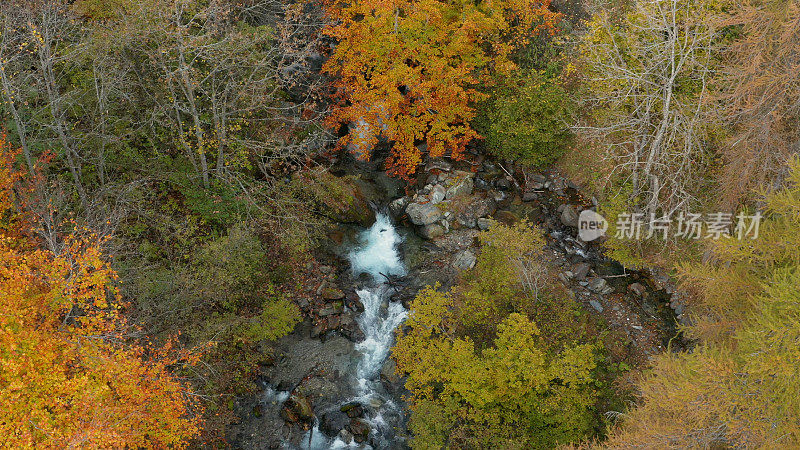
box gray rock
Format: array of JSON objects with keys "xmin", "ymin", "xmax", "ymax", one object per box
[
  {"xmin": 560, "ymin": 205, "xmax": 579, "ymax": 228},
  {"xmin": 296, "ymin": 376, "xmax": 342, "ymax": 403},
  {"xmin": 430, "ymin": 184, "xmax": 446, "ymax": 204},
  {"xmin": 321, "ymin": 286, "xmax": 345, "ymax": 301},
  {"xmin": 380, "ymin": 358, "xmax": 401, "ymax": 387},
  {"xmin": 338, "ymin": 312, "xmax": 356, "ymax": 329},
  {"xmin": 389, "ymin": 197, "xmax": 408, "ymax": 218},
  {"xmin": 337, "ymin": 429, "xmax": 354, "ymax": 445},
  {"xmin": 345, "ymin": 293, "xmax": 364, "ymax": 312},
  {"xmin": 319, "ymin": 301, "xmax": 344, "ymax": 316},
  {"xmin": 425, "ymin": 157, "xmax": 452, "ymax": 172},
  {"xmin": 522, "ymin": 190, "xmax": 539, "ymax": 202},
  {"xmin": 434, "ymin": 229, "xmax": 480, "ymax": 252},
  {"xmin": 589, "ymin": 300, "xmax": 604, "ymax": 313},
  {"xmin": 494, "ymin": 210, "xmax": 519, "ymax": 225},
  {"xmin": 628, "ymin": 282, "xmax": 647, "ymax": 297},
  {"xmin": 477, "ymin": 217, "xmax": 492, "ymax": 231},
  {"xmin": 342, "ymin": 403, "xmax": 364, "ymax": 419},
  {"xmin": 319, "ymin": 410, "xmax": 349, "ymax": 436},
  {"xmin": 418, "ymin": 223, "xmax": 445, "ymax": 240},
  {"xmin": 453, "ymin": 249, "xmax": 477, "ymax": 271},
  {"xmin": 495, "ymin": 177, "xmax": 512, "ymax": 190},
  {"xmin": 281, "ymin": 395, "xmax": 313, "ymax": 423},
  {"xmin": 586, "ymin": 277, "xmax": 610, "ymax": 294},
  {"xmin": 571, "ymin": 263, "xmax": 591, "ymax": 281},
  {"xmin": 406, "ymin": 202, "xmax": 443, "ymax": 226},
  {"xmin": 348, "ymin": 418, "xmax": 371, "ymax": 443},
  {"xmin": 526, "ymin": 172, "xmax": 547, "ymax": 184},
  {"xmin": 446, "ymin": 172, "xmax": 474, "ymax": 199},
  {"xmin": 455, "ymin": 196, "xmax": 496, "ymax": 228}
]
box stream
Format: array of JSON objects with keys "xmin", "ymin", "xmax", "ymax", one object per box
[{"xmin": 302, "ymin": 213, "xmax": 409, "ymax": 449}]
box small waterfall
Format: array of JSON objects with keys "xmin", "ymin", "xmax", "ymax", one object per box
[
  {"xmin": 349, "ymin": 213, "xmax": 407, "ymax": 388},
  {"xmin": 300, "ymin": 213, "xmax": 408, "ymax": 449},
  {"xmin": 348, "ymin": 213, "xmax": 405, "ymax": 279}
]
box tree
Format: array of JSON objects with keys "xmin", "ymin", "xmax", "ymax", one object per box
[
  {"xmin": 713, "ymin": 0, "xmax": 800, "ymax": 206},
  {"xmin": 393, "ymin": 221, "xmax": 601, "ymax": 448},
  {"xmin": 322, "ymin": 0, "xmax": 560, "ymax": 178},
  {"xmin": 0, "ymin": 138, "xmax": 200, "ymax": 448},
  {"xmin": 577, "ymin": 0, "xmax": 720, "ymax": 217},
  {"xmin": 602, "ymin": 157, "xmax": 800, "ymax": 448},
  {"xmin": 395, "ymin": 289, "xmax": 600, "ymax": 448},
  {"xmin": 483, "ymin": 73, "xmax": 574, "ymax": 167},
  {"xmin": 458, "ymin": 219, "xmax": 548, "ymax": 328}
]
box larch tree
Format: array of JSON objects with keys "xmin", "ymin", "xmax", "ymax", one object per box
[
  {"xmin": 713, "ymin": 0, "xmax": 800, "ymax": 207},
  {"xmin": 602, "ymin": 157, "xmax": 800, "ymax": 448}
]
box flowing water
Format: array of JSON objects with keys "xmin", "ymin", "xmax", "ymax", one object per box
[{"xmin": 301, "ymin": 213, "xmax": 409, "ymax": 449}]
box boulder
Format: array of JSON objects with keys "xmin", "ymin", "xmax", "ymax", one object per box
[
  {"xmin": 391, "ymin": 288, "xmax": 416, "ymax": 309},
  {"xmin": 389, "ymin": 197, "xmax": 409, "ymax": 218},
  {"xmin": 380, "ymin": 358, "xmax": 402, "ymax": 389},
  {"xmin": 560, "ymin": 205, "xmax": 579, "ymax": 228},
  {"xmin": 406, "ymin": 202, "xmax": 443, "ymax": 226},
  {"xmin": 319, "ymin": 411, "xmax": 349, "ymax": 436},
  {"xmin": 281, "ymin": 394, "xmax": 313, "ymax": 423},
  {"xmin": 571, "ymin": 263, "xmax": 591, "ymax": 281},
  {"xmin": 337, "ymin": 429, "xmax": 354, "ymax": 445},
  {"xmin": 345, "ymin": 292, "xmax": 364, "ymax": 312},
  {"xmin": 348, "ymin": 418, "xmax": 371, "ymax": 443},
  {"xmin": 430, "ymin": 184, "xmax": 446, "ymax": 204},
  {"xmin": 495, "ymin": 177, "xmax": 513, "ymax": 190},
  {"xmin": 310, "ymin": 322, "xmax": 329, "ymax": 339},
  {"xmin": 628, "ymin": 282, "xmax": 647, "ymax": 297},
  {"xmin": 477, "ymin": 217, "xmax": 492, "ymax": 231},
  {"xmin": 425, "ymin": 158, "xmax": 452, "ymax": 173},
  {"xmin": 318, "ymin": 301, "xmax": 344, "ymax": 316},
  {"xmin": 589, "ymin": 300, "xmax": 604, "ymax": 313},
  {"xmin": 494, "ymin": 210, "xmax": 519, "ymax": 225},
  {"xmin": 418, "ymin": 223, "xmax": 445, "ymax": 240},
  {"xmin": 453, "ymin": 249, "xmax": 477, "ymax": 271},
  {"xmin": 446, "ymin": 171, "xmax": 474, "ymax": 200},
  {"xmin": 524, "ymin": 172, "xmax": 546, "ymax": 191},
  {"xmin": 321, "ymin": 286, "xmax": 345, "ymax": 301},
  {"xmin": 341, "ymin": 402, "xmax": 364, "ymax": 419},
  {"xmin": 455, "ymin": 196, "xmax": 496, "ymax": 228},
  {"xmin": 337, "ymin": 312, "xmax": 365, "ymax": 342},
  {"xmin": 587, "ymin": 277, "xmax": 614, "ymax": 295}
]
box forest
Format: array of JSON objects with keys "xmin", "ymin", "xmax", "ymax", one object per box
[{"xmin": 1, "ymin": 0, "xmax": 799, "ymax": 448}]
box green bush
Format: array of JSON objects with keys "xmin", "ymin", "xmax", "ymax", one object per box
[{"xmin": 484, "ymin": 74, "xmax": 573, "ymax": 167}]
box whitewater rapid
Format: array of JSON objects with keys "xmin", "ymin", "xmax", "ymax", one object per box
[{"xmin": 302, "ymin": 213, "xmax": 408, "ymax": 449}]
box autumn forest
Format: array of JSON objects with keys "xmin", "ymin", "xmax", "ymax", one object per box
[{"xmin": 2, "ymin": 0, "xmax": 800, "ymax": 448}]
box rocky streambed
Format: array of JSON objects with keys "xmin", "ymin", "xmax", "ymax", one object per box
[{"xmin": 227, "ymin": 155, "xmax": 688, "ymax": 449}]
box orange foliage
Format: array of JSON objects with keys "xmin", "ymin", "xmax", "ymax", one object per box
[
  {"xmin": 322, "ymin": 0, "xmax": 560, "ymax": 178},
  {"xmin": 0, "ymin": 139, "xmax": 201, "ymax": 448}
]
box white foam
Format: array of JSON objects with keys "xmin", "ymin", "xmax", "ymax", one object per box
[
  {"xmin": 298, "ymin": 213, "xmax": 407, "ymax": 449},
  {"xmin": 348, "ymin": 213, "xmax": 406, "ymax": 279}
]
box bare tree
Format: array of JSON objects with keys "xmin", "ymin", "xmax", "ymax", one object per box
[{"xmin": 577, "ymin": 0, "xmax": 719, "ymax": 217}]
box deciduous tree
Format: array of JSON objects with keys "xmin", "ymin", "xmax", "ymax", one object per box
[
  {"xmin": 323, "ymin": 0, "xmax": 560, "ymax": 178},
  {"xmin": 0, "ymin": 138, "xmax": 201, "ymax": 448},
  {"xmin": 578, "ymin": 0, "xmax": 720, "ymax": 217}
]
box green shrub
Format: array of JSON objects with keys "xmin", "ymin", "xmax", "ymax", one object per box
[{"xmin": 484, "ymin": 74, "xmax": 573, "ymax": 167}]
